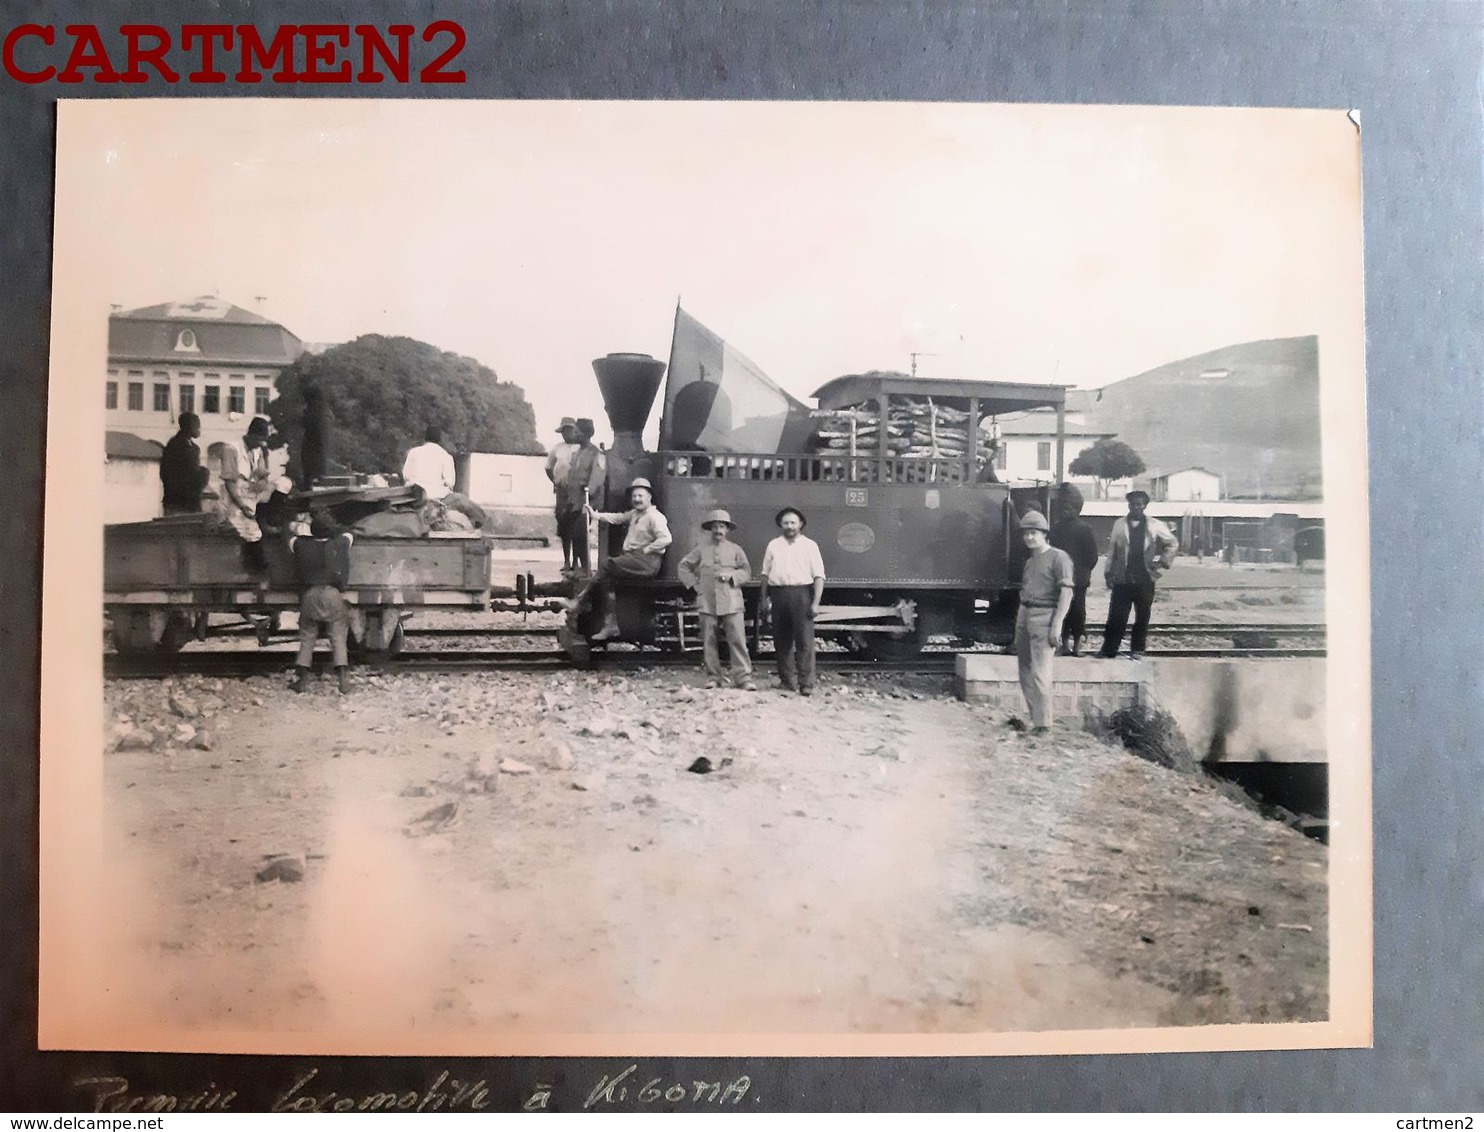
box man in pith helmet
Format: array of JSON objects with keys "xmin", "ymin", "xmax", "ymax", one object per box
[
  {"xmin": 577, "ymin": 477, "xmax": 672, "ymax": 641},
  {"xmin": 677, "ymin": 509, "xmax": 757, "ymax": 691},
  {"xmin": 1015, "ymin": 509, "xmax": 1074, "ymax": 735}
]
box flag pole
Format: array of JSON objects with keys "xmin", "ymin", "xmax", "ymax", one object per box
[{"xmin": 659, "ymin": 297, "xmax": 682, "ymax": 449}]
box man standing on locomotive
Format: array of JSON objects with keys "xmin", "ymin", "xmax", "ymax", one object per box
[
  {"xmin": 1014, "ymin": 510, "xmax": 1074, "ymax": 734},
  {"xmin": 1098, "ymin": 489, "xmax": 1179, "ymax": 661},
  {"xmin": 546, "ymin": 417, "xmax": 582, "ymax": 574},
  {"xmin": 758, "ymin": 507, "xmax": 826, "ymax": 697},
  {"xmin": 1050, "ymin": 483, "xmax": 1101, "ymax": 657},
  {"xmin": 677, "ymin": 509, "xmax": 757, "ymax": 691},
  {"xmin": 561, "ymin": 419, "xmax": 605, "ymax": 575},
  {"xmin": 577, "ymin": 476, "xmax": 672, "ymax": 641}
]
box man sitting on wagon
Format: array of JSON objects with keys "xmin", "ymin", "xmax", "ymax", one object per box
[
  {"xmin": 572, "ymin": 477, "xmax": 672, "ymax": 641},
  {"xmin": 402, "ymin": 426, "xmax": 488, "ymax": 530}
]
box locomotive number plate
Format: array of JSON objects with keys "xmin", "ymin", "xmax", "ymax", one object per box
[{"xmin": 845, "ymin": 488, "xmax": 868, "ymax": 507}]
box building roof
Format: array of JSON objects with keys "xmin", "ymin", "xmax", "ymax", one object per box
[
  {"xmin": 105, "ymin": 431, "xmax": 164, "ymax": 460},
  {"xmin": 994, "ymin": 413, "xmax": 1112, "ymax": 438},
  {"xmin": 814, "ymin": 372, "xmax": 1068, "ymax": 416},
  {"xmin": 109, "ymin": 296, "xmax": 303, "ymax": 366},
  {"xmin": 1151, "ymin": 465, "xmax": 1222, "ymax": 480}
]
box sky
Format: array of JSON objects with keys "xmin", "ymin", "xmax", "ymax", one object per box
[{"xmin": 56, "ymin": 99, "xmax": 1363, "ymax": 445}]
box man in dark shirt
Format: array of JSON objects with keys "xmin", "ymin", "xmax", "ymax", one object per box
[
  {"xmin": 289, "ymin": 512, "xmax": 355, "ymax": 695},
  {"xmin": 1098, "ymin": 489, "xmax": 1179, "ymax": 660},
  {"xmin": 159, "ymin": 412, "xmax": 208, "ymax": 515},
  {"xmin": 1050, "ymin": 483, "xmax": 1101, "ymax": 656}
]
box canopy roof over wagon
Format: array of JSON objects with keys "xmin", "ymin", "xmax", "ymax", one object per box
[{"xmin": 812, "ymin": 372, "xmax": 1068, "ymax": 417}]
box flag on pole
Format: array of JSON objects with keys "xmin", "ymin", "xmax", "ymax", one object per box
[{"xmin": 660, "ymin": 306, "xmax": 814, "ymax": 454}]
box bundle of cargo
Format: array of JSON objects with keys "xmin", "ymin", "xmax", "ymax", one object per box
[{"xmin": 810, "ymin": 397, "xmax": 999, "ymax": 463}]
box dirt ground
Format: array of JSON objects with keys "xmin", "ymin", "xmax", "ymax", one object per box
[{"xmin": 97, "ymin": 622, "xmax": 1329, "ymax": 1040}]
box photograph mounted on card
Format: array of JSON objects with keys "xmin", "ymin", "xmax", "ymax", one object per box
[{"xmin": 40, "ymin": 98, "xmax": 1369, "ymax": 1057}]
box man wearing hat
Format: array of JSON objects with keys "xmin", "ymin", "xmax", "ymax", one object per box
[
  {"xmin": 677, "ymin": 510, "xmax": 757, "ymax": 691},
  {"xmin": 1098, "ymin": 489, "xmax": 1179, "ymax": 660},
  {"xmin": 758, "ymin": 506, "xmax": 826, "ymax": 696},
  {"xmin": 578, "ymin": 476, "xmax": 672, "ymax": 640},
  {"xmin": 288, "ymin": 512, "xmax": 355, "ymax": 695},
  {"xmin": 1014, "ymin": 509, "xmax": 1074, "ymax": 734},
  {"xmin": 219, "ymin": 416, "xmax": 275, "ymax": 567},
  {"xmin": 546, "ymin": 417, "xmax": 582, "ymax": 573},
  {"xmin": 560, "ymin": 419, "xmax": 605, "ymax": 574}
]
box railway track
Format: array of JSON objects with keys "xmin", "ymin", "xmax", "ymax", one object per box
[{"xmin": 105, "ymin": 641, "xmax": 1327, "ymax": 679}]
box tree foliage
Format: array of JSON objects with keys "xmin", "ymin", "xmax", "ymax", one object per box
[
  {"xmin": 268, "ymin": 335, "xmax": 543, "ymax": 478},
  {"xmin": 1068, "ymin": 437, "xmax": 1147, "ymax": 494}
]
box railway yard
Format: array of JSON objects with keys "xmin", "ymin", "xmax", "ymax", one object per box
[{"xmin": 95, "ymin": 558, "xmax": 1330, "ymax": 1039}]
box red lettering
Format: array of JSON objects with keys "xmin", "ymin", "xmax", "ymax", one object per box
[
  {"xmin": 300, "ymin": 24, "xmax": 351, "ymax": 82},
  {"xmin": 119, "ymin": 25, "xmax": 179, "ymax": 83},
  {"xmin": 57, "ymin": 24, "xmax": 121, "ymax": 84},
  {"xmin": 2, "ymin": 24, "xmax": 55, "ymax": 83},
  {"xmin": 181, "ymin": 24, "xmax": 233, "ymax": 82},
  {"xmin": 354, "ymin": 24, "xmax": 412, "ymax": 83},
  {"xmin": 235, "ymin": 24, "xmax": 298, "ymax": 82},
  {"xmin": 418, "ymin": 20, "xmax": 465, "ymax": 84}
]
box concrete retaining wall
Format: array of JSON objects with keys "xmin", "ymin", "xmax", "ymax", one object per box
[{"xmin": 954, "ymin": 654, "xmax": 1326, "ymax": 765}]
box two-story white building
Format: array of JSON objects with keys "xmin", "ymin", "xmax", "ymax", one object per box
[
  {"xmin": 107, "ymin": 296, "xmax": 304, "ymax": 454},
  {"xmin": 989, "ymin": 409, "xmax": 1133, "ymax": 497}
]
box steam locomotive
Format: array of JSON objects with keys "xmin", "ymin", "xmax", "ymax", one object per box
[{"xmin": 558, "ymin": 353, "xmax": 1070, "ymax": 662}]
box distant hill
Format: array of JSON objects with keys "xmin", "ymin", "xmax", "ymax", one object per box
[{"xmin": 1072, "ymin": 337, "xmax": 1322, "ymax": 500}]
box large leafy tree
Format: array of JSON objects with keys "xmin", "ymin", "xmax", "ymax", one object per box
[
  {"xmin": 269, "ymin": 334, "xmax": 543, "ymax": 478},
  {"xmin": 1068, "ymin": 436, "xmax": 1146, "ymax": 498}
]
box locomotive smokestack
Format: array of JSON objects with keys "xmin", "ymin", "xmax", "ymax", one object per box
[{"xmin": 592, "ymin": 352, "xmax": 666, "ymax": 462}]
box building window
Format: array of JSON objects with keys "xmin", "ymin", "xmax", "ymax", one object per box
[
  {"xmin": 1036, "ymin": 442, "xmax": 1051, "ymax": 472},
  {"xmin": 127, "ymin": 382, "xmax": 143, "ymax": 411},
  {"xmin": 254, "ymin": 386, "xmax": 271, "ymax": 415},
  {"xmin": 229, "ymin": 386, "xmax": 246, "ymax": 414},
  {"xmin": 174, "ymin": 328, "xmax": 199, "ymax": 352},
  {"xmin": 179, "ymin": 385, "xmax": 195, "ymax": 414},
  {"xmin": 203, "ymin": 386, "xmax": 220, "ymax": 414},
  {"xmin": 153, "ymin": 384, "xmax": 170, "ymax": 412},
  {"xmin": 106, "ymin": 382, "xmax": 118, "ymax": 410}
]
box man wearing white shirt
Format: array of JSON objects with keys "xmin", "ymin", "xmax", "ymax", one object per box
[
  {"xmin": 401, "ymin": 426, "xmax": 486, "ymax": 528},
  {"xmin": 758, "ymin": 506, "xmax": 826, "ymax": 696}
]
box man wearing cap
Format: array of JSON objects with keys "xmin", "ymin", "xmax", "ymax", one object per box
[
  {"xmin": 1015, "ymin": 509, "xmax": 1074, "ymax": 734},
  {"xmin": 579, "ymin": 477, "xmax": 671, "ymax": 640},
  {"xmin": 758, "ymin": 507, "xmax": 826, "ymax": 696},
  {"xmin": 678, "ymin": 510, "xmax": 757, "ymax": 691},
  {"xmin": 1098, "ymin": 489, "xmax": 1179, "ymax": 660},
  {"xmin": 288, "ymin": 512, "xmax": 355, "ymax": 696},
  {"xmin": 546, "ymin": 417, "xmax": 582, "ymax": 573}
]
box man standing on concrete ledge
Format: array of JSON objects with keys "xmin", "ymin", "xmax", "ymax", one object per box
[
  {"xmin": 1014, "ymin": 510, "xmax": 1074, "ymax": 734},
  {"xmin": 759, "ymin": 506, "xmax": 826, "ymax": 696},
  {"xmin": 1099, "ymin": 489, "xmax": 1179, "ymax": 660}
]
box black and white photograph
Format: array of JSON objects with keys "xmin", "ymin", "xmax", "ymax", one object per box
[{"xmin": 40, "ymin": 98, "xmax": 1370, "ymax": 1057}]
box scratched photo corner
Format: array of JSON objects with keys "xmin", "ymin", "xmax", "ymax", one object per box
[{"xmin": 38, "ymin": 96, "xmax": 1371, "ymax": 1059}]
